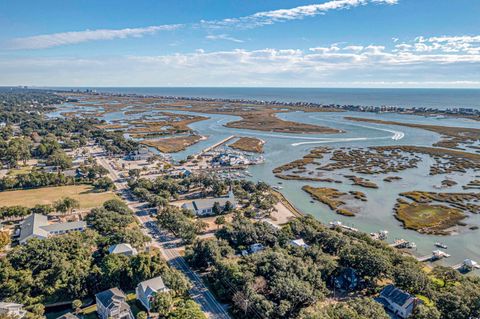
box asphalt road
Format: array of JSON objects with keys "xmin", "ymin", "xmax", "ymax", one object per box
[{"xmin": 96, "ymin": 154, "xmax": 231, "ymax": 319}]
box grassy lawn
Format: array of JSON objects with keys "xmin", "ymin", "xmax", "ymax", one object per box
[{"xmin": 0, "ymin": 185, "xmax": 117, "ymax": 209}]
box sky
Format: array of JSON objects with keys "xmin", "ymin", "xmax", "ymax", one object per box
[{"xmin": 1, "ymin": 0, "xmax": 480, "ymax": 88}]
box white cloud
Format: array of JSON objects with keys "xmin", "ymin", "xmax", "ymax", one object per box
[
  {"xmin": 201, "ymin": 0, "xmax": 398, "ymax": 29},
  {"xmin": 7, "ymin": 0, "xmax": 397, "ymax": 50},
  {"xmin": 8, "ymin": 24, "xmax": 183, "ymax": 49},
  {"xmin": 395, "ymin": 35, "xmax": 480, "ymax": 55},
  {"xmin": 3, "ymin": 35, "xmax": 480, "ymax": 87},
  {"xmin": 205, "ymin": 34, "xmax": 244, "ymax": 43}
]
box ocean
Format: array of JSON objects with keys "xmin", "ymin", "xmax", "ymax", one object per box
[{"xmin": 55, "ymin": 87, "xmax": 480, "ymax": 110}]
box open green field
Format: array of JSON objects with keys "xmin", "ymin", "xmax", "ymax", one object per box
[{"xmin": 0, "ymin": 185, "xmax": 117, "ymax": 209}]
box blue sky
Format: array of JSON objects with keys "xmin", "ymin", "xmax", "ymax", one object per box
[{"xmin": 1, "ymin": 0, "xmax": 479, "ymax": 87}]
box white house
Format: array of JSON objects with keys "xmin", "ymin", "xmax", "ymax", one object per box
[
  {"xmin": 18, "ymin": 213, "xmax": 87, "ymax": 244},
  {"xmin": 108, "ymin": 243, "xmax": 138, "ymax": 256},
  {"xmin": 136, "ymin": 276, "xmax": 169, "ymax": 311},
  {"xmin": 0, "ymin": 302, "xmax": 26, "ymax": 318},
  {"xmin": 95, "ymin": 288, "xmax": 134, "ymax": 319},
  {"xmin": 376, "ymin": 284, "xmax": 418, "ymax": 318},
  {"xmin": 290, "ymin": 239, "xmax": 309, "ymax": 248},
  {"xmin": 182, "ymin": 191, "xmax": 236, "ymax": 216}
]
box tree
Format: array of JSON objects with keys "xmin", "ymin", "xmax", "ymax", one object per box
[
  {"xmin": 0, "ymin": 231, "xmax": 10, "ymax": 251},
  {"xmin": 28, "ymin": 304, "xmax": 45, "ymax": 319},
  {"xmin": 30, "ymin": 204, "xmax": 53, "ymax": 215},
  {"xmin": 212, "ymin": 202, "xmax": 221, "ymax": 215},
  {"xmin": 151, "ymin": 291, "xmax": 174, "ymax": 316},
  {"xmin": 5, "ymin": 137, "xmax": 32, "ymax": 167},
  {"xmin": 412, "ymin": 304, "xmax": 441, "ymax": 319},
  {"xmin": 300, "ymin": 297, "xmax": 389, "ymax": 319},
  {"xmin": 223, "ymin": 200, "xmax": 234, "ymax": 213},
  {"xmin": 186, "ymin": 239, "xmax": 234, "ymax": 270},
  {"xmin": 431, "ymin": 265, "xmax": 461, "ymax": 287},
  {"xmin": 136, "ymin": 311, "xmax": 147, "ymax": 319},
  {"xmin": 72, "ymin": 299, "xmax": 82, "ymax": 315},
  {"xmin": 103, "ymin": 198, "xmax": 131, "ymax": 214},
  {"xmin": 47, "ymin": 149, "xmax": 72, "ymax": 170},
  {"xmin": 339, "ymin": 243, "xmax": 391, "ymax": 283},
  {"xmin": 168, "ymin": 300, "xmax": 207, "ymax": 319},
  {"xmin": 215, "ymin": 216, "xmax": 226, "ymax": 229},
  {"xmin": 54, "ymin": 197, "xmax": 80, "ymax": 215},
  {"xmin": 93, "ymin": 177, "xmax": 115, "ymax": 191}
]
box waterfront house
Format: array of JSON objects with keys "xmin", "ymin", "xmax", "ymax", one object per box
[
  {"xmin": 95, "ymin": 288, "xmax": 134, "ymax": 319},
  {"xmin": 376, "ymin": 284, "xmax": 418, "ymax": 318},
  {"xmin": 136, "ymin": 276, "xmax": 169, "ymax": 311},
  {"xmin": 108, "ymin": 243, "xmax": 138, "ymax": 256},
  {"xmin": 0, "ymin": 302, "xmax": 27, "ymax": 318},
  {"xmin": 18, "ymin": 213, "xmax": 87, "ymax": 244},
  {"xmin": 181, "ymin": 191, "xmax": 236, "ymax": 216}
]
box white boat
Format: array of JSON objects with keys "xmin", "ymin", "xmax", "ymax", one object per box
[{"xmin": 435, "ymin": 242, "xmax": 448, "ymax": 249}]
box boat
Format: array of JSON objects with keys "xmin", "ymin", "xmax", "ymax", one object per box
[
  {"xmin": 273, "ymin": 185, "xmax": 283, "ymax": 190},
  {"xmin": 407, "ymin": 242, "xmax": 416, "ymax": 249},
  {"xmin": 435, "ymin": 242, "xmax": 448, "ymax": 249}
]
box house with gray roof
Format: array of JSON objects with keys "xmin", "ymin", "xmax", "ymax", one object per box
[
  {"xmin": 0, "ymin": 302, "xmax": 27, "ymax": 318},
  {"xmin": 108, "ymin": 243, "xmax": 138, "ymax": 256},
  {"xmin": 18, "ymin": 213, "xmax": 87, "ymax": 244},
  {"xmin": 376, "ymin": 284, "xmax": 418, "ymax": 318},
  {"xmin": 95, "ymin": 288, "xmax": 133, "ymax": 319},
  {"xmin": 136, "ymin": 276, "xmax": 169, "ymax": 311},
  {"xmin": 182, "ymin": 191, "xmax": 236, "ymax": 216}
]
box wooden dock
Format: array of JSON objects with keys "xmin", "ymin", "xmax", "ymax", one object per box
[
  {"xmin": 202, "ymin": 135, "xmax": 237, "ymax": 153},
  {"xmin": 417, "ymin": 250, "xmax": 451, "ymax": 262},
  {"xmin": 389, "ymin": 239, "xmax": 409, "ymax": 248}
]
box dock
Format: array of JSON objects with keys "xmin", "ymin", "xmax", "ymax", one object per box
[
  {"xmin": 202, "ymin": 135, "xmax": 237, "ymax": 153},
  {"xmin": 417, "ymin": 250, "xmax": 451, "ymax": 262},
  {"xmin": 452, "ymin": 259, "xmax": 480, "ymax": 272},
  {"xmin": 329, "ymin": 221, "xmax": 358, "ymax": 232},
  {"xmin": 388, "ymin": 238, "xmax": 415, "ymax": 249}
]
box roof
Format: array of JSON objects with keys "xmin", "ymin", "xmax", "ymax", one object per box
[
  {"xmin": 186, "ymin": 192, "xmax": 236, "ymax": 211},
  {"xmin": 291, "ymin": 239, "xmax": 308, "ymax": 247},
  {"xmin": 18, "ymin": 213, "xmax": 49, "ymax": 242},
  {"xmin": 95, "ymin": 288, "xmax": 126, "ymax": 308},
  {"xmin": 380, "ymin": 285, "xmax": 415, "ymax": 308},
  {"xmin": 42, "ymin": 221, "xmax": 87, "ymax": 232},
  {"xmin": 464, "ymin": 259, "xmax": 478, "ymax": 267},
  {"xmin": 138, "ymin": 276, "xmax": 168, "ymax": 295},
  {"xmin": 108, "ymin": 243, "xmax": 138, "ymax": 255},
  {"xmin": 0, "ymin": 302, "xmax": 24, "ymax": 309},
  {"xmin": 19, "ymin": 214, "xmax": 86, "ymax": 243}
]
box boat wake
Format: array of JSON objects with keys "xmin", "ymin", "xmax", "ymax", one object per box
[{"xmin": 210, "ymin": 114, "xmax": 405, "ymax": 146}]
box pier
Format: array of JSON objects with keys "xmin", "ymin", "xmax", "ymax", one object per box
[
  {"xmin": 389, "ymin": 239, "xmax": 412, "ymax": 249},
  {"xmin": 329, "ymin": 221, "xmax": 358, "ymax": 232},
  {"xmin": 452, "ymin": 259, "xmax": 480, "ymax": 272},
  {"xmin": 416, "ymin": 250, "xmax": 451, "ymax": 262},
  {"xmin": 202, "ymin": 135, "xmax": 237, "ymax": 153}
]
